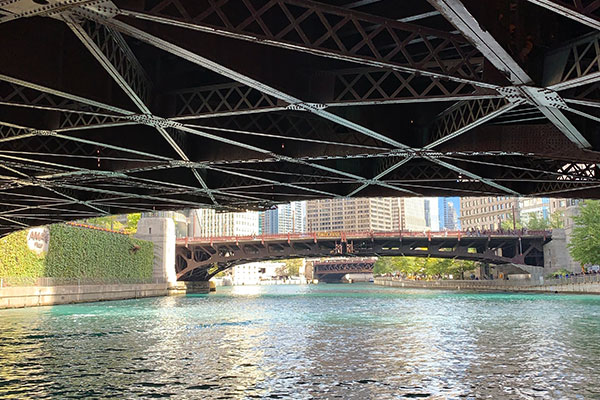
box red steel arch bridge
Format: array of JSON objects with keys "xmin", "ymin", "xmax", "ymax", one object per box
[
  {"xmin": 175, "ymin": 230, "xmax": 551, "ymax": 281},
  {"xmin": 1, "ymin": 0, "xmax": 600, "ymax": 234}
]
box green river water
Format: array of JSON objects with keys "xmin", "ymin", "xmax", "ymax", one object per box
[{"xmin": 1, "ymin": 283, "xmax": 600, "ymax": 399}]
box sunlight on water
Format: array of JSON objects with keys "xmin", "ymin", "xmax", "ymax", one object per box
[
  {"xmin": 1, "ymin": 284, "xmax": 600, "ymax": 399},
  {"xmin": 230, "ymin": 284, "xmax": 265, "ymax": 297}
]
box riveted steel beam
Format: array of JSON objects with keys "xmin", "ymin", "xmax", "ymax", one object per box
[
  {"xmin": 64, "ymin": 13, "xmax": 219, "ymax": 205},
  {"xmin": 114, "ymin": 0, "xmax": 495, "ymax": 88},
  {"xmin": 428, "ymin": 0, "xmax": 592, "ymax": 149},
  {"xmin": 546, "ymin": 32, "xmax": 600, "ymax": 91},
  {"xmin": 426, "ymin": 98, "xmax": 517, "ymax": 149},
  {"xmin": 526, "ymin": 0, "xmax": 600, "ymax": 31}
]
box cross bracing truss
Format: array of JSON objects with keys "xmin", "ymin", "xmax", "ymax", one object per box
[
  {"xmin": 526, "ymin": 0, "xmax": 600, "ymax": 31},
  {"xmin": 168, "ymin": 68, "xmax": 499, "ymax": 120},
  {"xmin": 114, "ymin": 0, "xmax": 488, "ymax": 85},
  {"xmin": 545, "ymin": 31, "xmax": 600, "ymax": 90},
  {"xmin": 327, "ymin": 68, "xmax": 498, "ymax": 105},
  {"xmin": 0, "ymin": 0, "xmax": 600, "ymax": 233}
]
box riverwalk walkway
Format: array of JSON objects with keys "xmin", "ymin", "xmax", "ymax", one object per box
[{"xmin": 374, "ymin": 275, "xmax": 600, "ymax": 294}]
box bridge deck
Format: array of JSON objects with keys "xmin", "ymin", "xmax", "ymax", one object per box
[
  {"xmin": 1, "ymin": 0, "xmax": 600, "ymax": 233},
  {"xmin": 177, "ymin": 230, "xmax": 551, "ymax": 245}
]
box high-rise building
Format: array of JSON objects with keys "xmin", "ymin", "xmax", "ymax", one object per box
[
  {"xmin": 391, "ymin": 198, "xmax": 438, "ymax": 231},
  {"xmin": 548, "ymin": 198, "xmax": 581, "ymax": 218},
  {"xmin": 424, "ymin": 197, "xmax": 440, "ymax": 231},
  {"xmin": 445, "ymin": 202, "xmax": 457, "ymax": 230},
  {"xmin": 259, "ymin": 202, "xmax": 305, "ymax": 234},
  {"xmin": 261, "ymin": 208, "xmax": 278, "ymax": 235},
  {"xmin": 460, "ymin": 196, "xmax": 519, "ymax": 231},
  {"xmin": 306, "ymin": 198, "xmax": 393, "ymax": 232},
  {"xmin": 286, "ymin": 201, "xmax": 305, "ymax": 233},
  {"xmin": 438, "ymin": 197, "xmax": 460, "ymax": 230},
  {"xmin": 519, "ymin": 198, "xmax": 550, "ymax": 224},
  {"xmin": 548, "ymin": 198, "xmax": 582, "ymax": 231},
  {"xmin": 190, "ymin": 208, "xmax": 259, "ymax": 237},
  {"xmin": 258, "ymin": 212, "xmax": 265, "ymax": 235}
]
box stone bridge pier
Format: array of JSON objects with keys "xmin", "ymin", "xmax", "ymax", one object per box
[
  {"xmin": 135, "ymin": 217, "xmax": 177, "ymax": 285},
  {"xmin": 135, "ymin": 217, "xmax": 210, "ymax": 293}
]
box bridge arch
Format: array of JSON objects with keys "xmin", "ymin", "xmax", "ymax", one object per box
[{"xmin": 175, "ymin": 231, "xmax": 550, "ymax": 281}]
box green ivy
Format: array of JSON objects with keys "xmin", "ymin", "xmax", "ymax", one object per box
[
  {"xmin": 0, "ymin": 224, "xmax": 154, "ymax": 281},
  {"xmin": 0, "ymin": 230, "xmax": 46, "ymax": 278},
  {"xmin": 46, "ymin": 225, "xmax": 153, "ymax": 280}
]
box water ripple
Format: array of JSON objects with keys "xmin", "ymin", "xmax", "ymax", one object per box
[{"xmin": 1, "ymin": 284, "xmax": 600, "ymax": 399}]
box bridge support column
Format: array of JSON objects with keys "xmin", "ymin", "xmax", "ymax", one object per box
[
  {"xmin": 506, "ymin": 263, "xmax": 544, "ymax": 283},
  {"xmin": 544, "ymin": 227, "xmax": 581, "ymax": 274},
  {"xmin": 544, "ymin": 229, "xmax": 569, "ymax": 275},
  {"xmin": 135, "ymin": 218, "xmax": 177, "ymax": 285}
]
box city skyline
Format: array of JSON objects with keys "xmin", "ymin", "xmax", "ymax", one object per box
[{"xmin": 182, "ymin": 195, "xmax": 568, "ymax": 237}]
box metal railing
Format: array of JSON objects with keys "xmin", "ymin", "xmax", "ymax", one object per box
[
  {"xmin": 376, "ymin": 277, "xmax": 538, "ymax": 287},
  {"xmin": 0, "ymin": 276, "xmax": 166, "ymax": 288},
  {"xmin": 177, "ymin": 229, "xmax": 552, "ymax": 245},
  {"xmin": 547, "ymin": 274, "xmax": 600, "ymax": 285}
]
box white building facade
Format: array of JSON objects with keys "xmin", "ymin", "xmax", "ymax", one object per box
[
  {"xmin": 392, "ymin": 198, "xmax": 437, "ymax": 231},
  {"xmin": 190, "ymin": 208, "xmax": 259, "ymax": 237},
  {"xmin": 231, "ymin": 262, "xmax": 285, "ymax": 285},
  {"xmin": 519, "ymin": 197, "xmax": 550, "ymax": 224}
]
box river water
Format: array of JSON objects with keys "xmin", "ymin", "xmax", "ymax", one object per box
[{"xmin": 1, "ymin": 284, "xmax": 600, "ymax": 399}]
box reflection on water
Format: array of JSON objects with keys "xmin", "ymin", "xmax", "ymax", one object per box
[{"xmin": 1, "ymin": 284, "xmax": 600, "ymax": 399}]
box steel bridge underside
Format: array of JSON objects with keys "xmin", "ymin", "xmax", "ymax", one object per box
[
  {"xmin": 175, "ymin": 234, "xmax": 548, "ymax": 281},
  {"xmin": 1, "ymin": 0, "xmax": 600, "ymax": 234},
  {"xmin": 313, "ymin": 259, "xmax": 375, "ymax": 282}
]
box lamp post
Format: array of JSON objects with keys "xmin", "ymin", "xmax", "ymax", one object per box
[{"xmin": 512, "ymin": 205, "xmax": 517, "ymax": 231}]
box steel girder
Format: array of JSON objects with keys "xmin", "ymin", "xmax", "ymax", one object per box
[
  {"xmin": 545, "ymin": 32, "xmax": 600, "ymax": 90},
  {"xmin": 65, "ymin": 18, "xmax": 152, "ymax": 107},
  {"xmin": 426, "ymin": 0, "xmax": 593, "ymax": 149},
  {"xmin": 169, "ymin": 83, "xmax": 283, "ymax": 120},
  {"xmin": 1, "ymin": 0, "xmax": 600, "ymax": 233},
  {"xmin": 526, "ymin": 0, "xmax": 600, "ymax": 31},
  {"xmin": 114, "ymin": 0, "xmax": 489, "ymax": 85},
  {"xmin": 325, "ymin": 67, "xmax": 497, "ymax": 105},
  {"xmin": 427, "ymin": 98, "xmax": 516, "ymax": 148},
  {"xmin": 167, "ymin": 68, "xmax": 499, "ymax": 120},
  {"xmin": 314, "ymin": 261, "xmax": 374, "ymax": 274}
]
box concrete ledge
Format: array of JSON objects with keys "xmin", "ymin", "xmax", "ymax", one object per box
[
  {"xmin": 374, "ymin": 278, "xmax": 600, "ymax": 294},
  {"xmin": 0, "ymin": 283, "xmax": 168, "ymax": 309},
  {"xmin": 171, "ymin": 281, "xmax": 211, "ymax": 294}
]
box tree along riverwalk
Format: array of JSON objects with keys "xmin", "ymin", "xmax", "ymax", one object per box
[{"xmin": 374, "ymin": 275, "xmax": 600, "ymax": 294}]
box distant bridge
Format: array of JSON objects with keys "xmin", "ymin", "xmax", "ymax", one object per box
[
  {"xmin": 312, "ymin": 258, "xmax": 376, "ymax": 283},
  {"xmin": 175, "ymin": 230, "xmax": 552, "ymax": 281}
]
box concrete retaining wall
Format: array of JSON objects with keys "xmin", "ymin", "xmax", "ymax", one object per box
[
  {"xmin": 374, "ymin": 277, "xmax": 600, "ymax": 294},
  {"xmin": 0, "ymin": 283, "xmax": 168, "ymax": 309}
]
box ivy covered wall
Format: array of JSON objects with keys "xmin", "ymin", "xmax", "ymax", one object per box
[
  {"xmin": 0, "ymin": 230, "xmax": 46, "ymax": 278},
  {"xmin": 0, "ymin": 224, "xmax": 153, "ymax": 280}
]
